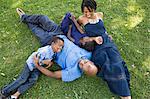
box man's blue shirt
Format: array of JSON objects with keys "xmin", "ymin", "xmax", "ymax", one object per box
[{"xmin": 55, "ymin": 35, "xmax": 91, "ymax": 82}]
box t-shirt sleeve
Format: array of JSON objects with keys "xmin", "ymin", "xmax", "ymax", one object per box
[
  {"xmin": 61, "ymin": 63, "xmax": 83, "ymax": 82},
  {"xmin": 36, "ymin": 51, "xmax": 46, "ymax": 66}
]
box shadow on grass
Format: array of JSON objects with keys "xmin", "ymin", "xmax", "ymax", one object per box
[{"xmin": 0, "ymin": 0, "xmax": 150, "ymax": 98}]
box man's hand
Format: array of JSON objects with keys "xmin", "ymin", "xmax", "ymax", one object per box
[
  {"xmin": 45, "ymin": 61, "xmax": 54, "ymax": 68},
  {"xmin": 42, "ymin": 60, "xmax": 53, "ymax": 68},
  {"xmin": 42, "ymin": 60, "xmax": 51, "ymax": 65},
  {"xmin": 95, "ymin": 36, "xmax": 103, "ymax": 44}
]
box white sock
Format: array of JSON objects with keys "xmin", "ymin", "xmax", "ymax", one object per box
[{"xmin": 11, "ymin": 95, "xmax": 17, "ymax": 99}]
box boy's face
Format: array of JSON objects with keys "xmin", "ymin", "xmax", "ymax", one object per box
[{"xmin": 52, "ymin": 40, "xmax": 64, "ymax": 53}]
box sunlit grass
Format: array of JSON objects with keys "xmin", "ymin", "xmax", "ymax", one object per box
[
  {"xmin": 143, "ymin": 56, "xmax": 150, "ymax": 70},
  {"xmin": 109, "ymin": 0, "xmax": 145, "ymax": 30},
  {"xmin": 126, "ymin": 1, "xmax": 145, "ymax": 29},
  {"xmin": 11, "ymin": 0, "xmax": 23, "ymax": 8},
  {"xmin": 0, "ymin": 0, "xmax": 150, "ymax": 99},
  {"xmin": 127, "ymin": 15, "xmax": 144, "ymax": 29}
]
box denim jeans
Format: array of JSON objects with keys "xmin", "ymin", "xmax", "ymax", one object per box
[
  {"xmin": 2, "ymin": 64, "xmax": 40, "ymax": 96},
  {"xmin": 21, "ymin": 14, "xmax": 63, "ymax": 46}
]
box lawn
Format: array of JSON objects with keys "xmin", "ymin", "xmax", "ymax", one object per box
[{"xmin": 0, "ymin": 0, "xmax": 150, "ymax": 99}]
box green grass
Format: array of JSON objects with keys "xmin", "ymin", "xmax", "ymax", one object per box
[{"xmin": 0, "ymin": 0, "xmax": 150, "ymax": 99}]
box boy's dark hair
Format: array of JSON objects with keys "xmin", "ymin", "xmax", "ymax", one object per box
[
  {"xmin": 47, "ymin": 36, "xmax": 64, "ymax": 45},
  {"xmin": 80, "ymin": 41, "xmax": 96, "ymax": 52},
  {"xmin": 81, "ymin": 0, "xmax": 97, "ymax": 13}
]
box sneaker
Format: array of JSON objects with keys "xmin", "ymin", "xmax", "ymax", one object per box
[
  {"xmin": 0, "ymin": 91, "xmax": 6, "ymax": 99},
  {"xmin": 16, "ymin": 8, "xmax": 25, "ymax": 18},
  {"xmin": 6, "ymin": 96, "xmax": 13, "ymax": 99},
  {"xmin": 6, "ymin": 95, "xmax": 17, "ymax": 99}
]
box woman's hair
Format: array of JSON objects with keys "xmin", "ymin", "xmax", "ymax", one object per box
[
  {"xmin": 47, "ymin": 36, "xmax": 64, "ymax": 45},
  {"xmin": 81, "ymin": 0, "xmax": 97, "ymax": 13}
]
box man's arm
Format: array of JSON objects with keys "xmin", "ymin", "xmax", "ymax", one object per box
[
  {"xmin": 36, "ymin": 65, "xmax": 62, "ymax": 79},
  {"xmin": 81, "ymin": 36, "xmax": 103, "ymax": 45},
  {"xmin": 33, "ymin": 55, "xmax": 62, "ymax": 79}
]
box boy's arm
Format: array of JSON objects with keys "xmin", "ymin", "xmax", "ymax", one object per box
[
  {"xmin": 33, "ymin": 55, "xmax": 62, "ymax": 79},
  {"xmin": 36, "ymin": 50, "xmax": 53, "ymax": 67},
  {"xmin": 70, "ymin": 15, "xmax": 84, "ymax": 34},
  {"xmin": 67, "ymin": 25, "xmax": 75, "ymax": 42}
]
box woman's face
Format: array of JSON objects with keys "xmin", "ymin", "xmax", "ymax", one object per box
[{"xmin": 83, "ymin": 7, "xmax": 94, "ymax": 18}]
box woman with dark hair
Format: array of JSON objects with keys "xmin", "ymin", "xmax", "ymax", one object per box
[
  {"xmin": 78, "ymin": 0, "xmax": 131, "ymax": 99},
  {"xmin": 60, "ymin": 12, "xmax": 102, "ymax": 51}
]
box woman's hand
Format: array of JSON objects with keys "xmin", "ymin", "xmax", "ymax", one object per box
[{"xmin": 95, "ymin": 36, "xmax": 103, "ymax": 44}]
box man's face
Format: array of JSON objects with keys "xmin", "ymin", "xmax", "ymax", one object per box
[{"xmin": 79, "ymin": 59, "xmax": 98, "ymax": 76}]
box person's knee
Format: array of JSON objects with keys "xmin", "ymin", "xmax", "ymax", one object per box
[
  {"xmin": 121, "ymin": 96, "xmax": 131, "ymax": 99},
  {"xmin": 17, "ymin": 76, "xmax": 28, "ymax": 84},
  {"xmin": 28, "ymin": 75, "xmax": 39, "ymax": 84},
  {"xmin": 40, "ymin": 15, "xmax": 49, "ymax": 22}
]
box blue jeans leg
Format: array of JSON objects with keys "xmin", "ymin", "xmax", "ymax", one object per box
[
  {"xmin": 2, "ymin": 64, "xmax": 30, "ymax": 96},
  {"xmin": 17, "ymin": 69, "xmax": 40, "ymax": 94},
  {"xmin": 21, "ymin": 14, "xmax": 63, "ymax": 46},
  {"xmin": 21, "ymin": 14, "xmax": 60, "ymax": 32},
  {"xmin": 27, "ymin": 23, "xmax": 53, "ymax": 46}
]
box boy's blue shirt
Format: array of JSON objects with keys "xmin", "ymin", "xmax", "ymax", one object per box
[{"xmin": 26, "ymin": 45, "xmax": 54, "ymax": 71}]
